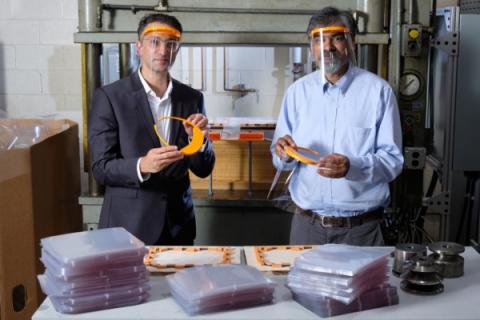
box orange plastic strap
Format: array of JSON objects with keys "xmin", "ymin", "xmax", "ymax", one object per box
[
  {"xmin": 141, "ymin": 25, "xmax": 181, "ymax": 39},
  {"xmin": 154, "ymin": 116, "xmax": 204, "ymax": 156},
  {"xmin": 284, "ymin": 145, "xmax": 320, "ymax": 165},
  {"xmin": 310, "ymin": 26, "xmax": 349, "ymax": 37}
]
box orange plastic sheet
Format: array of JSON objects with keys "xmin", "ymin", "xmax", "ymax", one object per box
[
  {"xmin": 284, "ymin": 145, "xmax": 320, "ymax": 165},
  {"xmin": 144, "ymin": 246, "xmax": 232, "ymax": 271},
  {"xmin": 208, "ymin": 130, "xmax": 264, "ymax": 141},
  {"xmin": 254, "ymin": 245, "xmax": 314, "ymax": 269}
]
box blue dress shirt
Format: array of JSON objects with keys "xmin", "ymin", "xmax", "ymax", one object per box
[{"xmin": 271, "ymin": 66, "xmax": 403, "ymax": 217}]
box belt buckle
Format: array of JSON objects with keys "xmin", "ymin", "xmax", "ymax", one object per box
[{"xmin": 319, "ymin": 215, "xmax": 335, "ymax": 228}]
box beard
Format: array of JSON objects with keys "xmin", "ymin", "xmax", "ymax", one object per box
[{"xmin": 321, "ymin": 50, "xmax": 348, "ymax": 74}]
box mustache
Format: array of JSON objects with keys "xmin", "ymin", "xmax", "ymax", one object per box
[{"xmin": 322, "ymin": 50, "xmax": 342, "ymax": 58}]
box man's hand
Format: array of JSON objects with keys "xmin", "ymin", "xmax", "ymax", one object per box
[
  {"xmin": 274, "ymin": 135, "xmax": 296, "ymax": 160},
  {"xmin": 140, "ymin": 146, "xmax": 184, "ymax": 174},
  {"xmin": 184, "ymin": 113, "xmax": 208, "ymax": 138},
  {"xmin": 317, "ymin": 153, "xmax": 350, "ymax": 178}
]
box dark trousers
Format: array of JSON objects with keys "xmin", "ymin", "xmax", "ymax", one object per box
[
  {"xmin": 289, "ymin": 213, "xmax": 385, "ymax": 246},
  {"xmin": 154, "ymin": 218, "xmax": 196, "ymax": 245}
]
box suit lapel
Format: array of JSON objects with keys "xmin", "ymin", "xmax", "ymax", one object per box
[
  {"xmin": 131, "ymin": 72, "xmax": 160, "ymax": 147},
  {"xmin": 169, "ymin": 81, "xmax": 184, "ymax": 145}
]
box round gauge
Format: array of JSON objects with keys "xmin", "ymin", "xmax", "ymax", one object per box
[{"xmin": 399, "ymin": 72, "xmax": 423, "ymax": 99}]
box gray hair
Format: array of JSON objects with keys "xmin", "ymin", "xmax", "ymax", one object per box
[{"xmin": 307, "ymin": 7, "xmax": 357, "ymax": 37}]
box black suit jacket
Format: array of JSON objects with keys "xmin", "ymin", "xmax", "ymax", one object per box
[{"xmin": 88, "ymin": 72, "xmax": 215, "ymax": 244}]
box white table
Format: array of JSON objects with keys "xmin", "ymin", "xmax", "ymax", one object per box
[{"xmin": 33, "ymin": 248, "xmax": 480, "ymax": 319}]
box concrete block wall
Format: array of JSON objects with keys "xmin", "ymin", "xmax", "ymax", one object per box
[{"xmin": 0, "ymin": 0, "xmax": 81, "ymax": 121}]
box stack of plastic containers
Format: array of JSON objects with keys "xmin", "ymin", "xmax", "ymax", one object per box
[
  {"xmin": 37, "ymin": 227, "xmax": 150, "ymax": 314},
  {"xmin": 287, "ymin": 244, "xmax": 398, "ymax": 317},
  {"xmin": 166, "ymin": 264, "xmax": 276, "ymax": 314}
]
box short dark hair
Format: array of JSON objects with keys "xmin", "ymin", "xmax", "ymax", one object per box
[
  {"xmin": 307, "ymin": 7, "xmax": 357, "ymax": 37},
  {"xmin": 137, "ymin": 13, "xmax": 183, "ymax": 39}
]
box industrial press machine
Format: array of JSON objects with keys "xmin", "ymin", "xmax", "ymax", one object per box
[{"xmin": 76, "ymin": 0, "xmax": 480, "ymax": 245}]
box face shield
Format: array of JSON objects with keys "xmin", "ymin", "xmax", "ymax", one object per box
[
  {"xmin": 309, "ymin": 26, "xmax": 356, "ymax": 80},
  {"xmin": 139, "ymin": 25, "xmax": 181, "ymax": 73}
]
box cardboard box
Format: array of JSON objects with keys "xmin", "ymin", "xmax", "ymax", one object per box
[{"xmin": 0, "ymin": 119, "xmax": 82, "ymax": 320}]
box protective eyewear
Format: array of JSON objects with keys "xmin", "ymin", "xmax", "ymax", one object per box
[{"xmin": 143, "ymin": 37, "xmax": 180, "ymax": 51}]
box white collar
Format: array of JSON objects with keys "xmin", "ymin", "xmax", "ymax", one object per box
[{"xmin": 138, "ymin": 68, "xmax": 173, "ymax": 100}]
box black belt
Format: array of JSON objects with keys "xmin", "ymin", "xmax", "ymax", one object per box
[{"xmin": 295, "ymin": 207, "xmax": 384, "ymax": 228}]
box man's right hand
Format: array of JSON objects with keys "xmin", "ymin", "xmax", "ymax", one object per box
[
  {"xmin": 140, "ymin": 146, "xmax": 184, "ymax": 174},
  {"xmin": 274, "ymin": 135, "xmax": 296, "ymax": 160}
]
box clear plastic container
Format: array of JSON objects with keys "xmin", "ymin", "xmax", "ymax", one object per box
[
  {"xmin": 288, "ymin": 263, "xmax": 388, "ymax": 290},
  {"xmin": 51, "ymin": 292, "xmax": 149, "ymax": 314},
  {"xmin": 293, "ymin": 244, "xmax": 389, "ymax": 276},
  {"xmin": 171, "ymin": 288, "xmax": 274, "ymax": 315},
  {"xmin": 40, "ymin": 228, "xmax": 147, "ymax": 276},
  {"xmin": 293, "ymin": 285, "xmax": 399, "ymax": 318},
  {"xmin": 38, "ymin": 273, "xmax": 149, "ymax": 297},
  {"xmin": 43, "ymin": 260, "xmax": 147, "ymax": 282},
  {"xmin": 50, "ymin": 284, "xmax": 150, "ymax": 307},
  {"xmin": 166, "ymin": 265, "xmax": 276, "ymax": 303}
]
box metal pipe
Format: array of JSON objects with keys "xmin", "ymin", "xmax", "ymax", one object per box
[
  {"xmin": 248, "ymin": 141, "xmax": 253, "ymax": 198},
  {"xmin": 388, "ymin": 0, "xmax": 403, "ymax": 94},
  {"xmin": 84, "ymin": 43, "xmax": 103, "ymax": 196},
  {"xmin": 101, "ymin": 3, "xmax": 320, "ymax": 15},
  {"xmin": 119, "ymin": 43, "xmax": 132, "ymax": 79},
  {"xmin": 408, "ymin": 0, "xmax": 414, "ymax": 24},
  {"xmin": 208, "ymin": 173, "xmax": 214, "ymax": 197},
  {"xmin": 292, "ymin": 47, "xmax": 304, "ymax": 81},
  {"xmin": 78, "ymin": 0, "xmax": 100, "ymax": 32}
]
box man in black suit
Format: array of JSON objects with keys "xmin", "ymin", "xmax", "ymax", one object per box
[{"xmin": 88, "ymin": 13, "xmax": 215, "ymax": 245}]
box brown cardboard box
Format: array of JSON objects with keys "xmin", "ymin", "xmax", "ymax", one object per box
[{"xmin": 0, "ymin": 119, "xmax": 82, "ymax": 320}]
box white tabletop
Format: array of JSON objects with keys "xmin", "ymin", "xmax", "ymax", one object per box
[{"xmin": 33, "ymin": 247, "xmax": 480, "ymax": 320}]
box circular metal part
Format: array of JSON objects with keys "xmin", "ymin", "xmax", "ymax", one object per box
[
  {"xmin": 403, "ymin": 270, "xmax": 443, "ymax": 286},
  {"xmin": 401, "ymin": 256, "xmax": 444, "ymax": 295},
  {"xmin": 401, "ymin": 281, "xmax": 444, "ymax": 295},
  {"xmin": 392, "ymin": 243, "xmax": 427, "ymax": 277},
  {"xmin": 428, "ymin": 242, "xmax": 465, "ymax": 278},
  {"xmin": 429, "ymin": 253, "xmax": 464, "ymax": 278},
  {"xmin": 428, "ymin": 242, "xmax": 465, "ymax": 255},
  {"xmin": 399, "ymin": 71, "xmax": 424, "ymax": 100},
  {"xmin": 410, "ymin": 256, "xmax": 438, "ymax": 274}
]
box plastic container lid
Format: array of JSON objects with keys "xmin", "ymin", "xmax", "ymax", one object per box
[
  {"xmin": 293, "ymin": 244, "xmax": 389, "ymax": 276},
  {"xmin": 40, "ymin": 228, "xmax": 147, "ymax": 275}
]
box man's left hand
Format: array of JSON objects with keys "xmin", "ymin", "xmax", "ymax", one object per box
[
  {"xmin": 316, "ymin": 153, "xmax": 350, "ymax": 178},
  {"xmin": 184, "ymin": 113, "xmax": 208, "ymax": 138}
]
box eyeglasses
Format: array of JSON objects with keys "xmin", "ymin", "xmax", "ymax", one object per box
[
  {"xmin": 311, "ymin": 33, "xmax": 347, "ymax": 47},
  {"xmin": 143, "ymin": 37, "xmax": 180, "ymax": 51}
]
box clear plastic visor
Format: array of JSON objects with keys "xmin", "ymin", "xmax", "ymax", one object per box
[
  {"xmin": 309, "ymin": 26, "xmax": 356, "ymax": 79},
  {"xmin": 139, "ymin": 26, "xmax": 181, "ymax": 72}
]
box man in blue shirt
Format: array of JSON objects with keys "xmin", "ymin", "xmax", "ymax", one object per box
[{"xmin": 271, "ymin": 7, "xmax": 403, "ymax": 245}]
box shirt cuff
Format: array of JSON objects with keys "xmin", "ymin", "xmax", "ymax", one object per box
[
  {"xmin": 345, "ymin": 156, "xmax": 366, "ymax": 181},
  {"xmin": 137, "ymin": 157, "xmax": 151, "ymax": 182}
]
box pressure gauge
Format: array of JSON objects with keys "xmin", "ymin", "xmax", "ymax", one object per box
[{"xmin": 399, "ymin": 72, "xmax": 423, "ymax": 99}]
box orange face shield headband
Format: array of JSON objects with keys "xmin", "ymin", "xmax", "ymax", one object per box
[
  {"xmin": 310, "ymin": 26, "xmax": 350, "ymax": 38},
  {"xmin": 140, "ymin": 25, "xmax": 181, "ymax": 40},
  {"xmin": 154, "ymin": 116, "xmax": 204, "ymax": 156}
]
